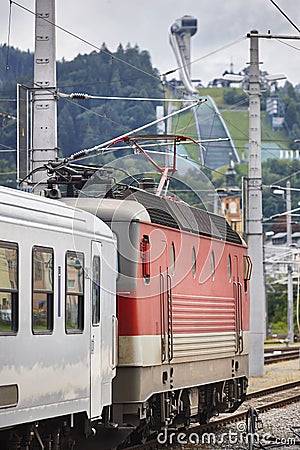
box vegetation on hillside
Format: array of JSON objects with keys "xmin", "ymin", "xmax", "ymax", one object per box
[
  {"xmin": 0, "ymin": 43, "xmax": 163, "ymax": 181},
  {"xmin": 56, "ymin": 44, "xmax": 162, "ymax": 156}
]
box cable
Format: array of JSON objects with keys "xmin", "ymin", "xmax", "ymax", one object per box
[
  {"xmin": 7, "ymin": 2, "xmax": 299, "ymax": 180},
  {"xmin": 267, "ymin": 0, "xmax": 300, "ymax": 34},
  {"xmin": 162, "ymin": 36, "xmax": 246, "ymax": 77},
  {"xmin": 68, "ymin": 100, "xmax": 202, "ymax": 162},
  {"xmin": 276, "ymin": 39, "xmax": 300, "ymax": 52},
  {"xmin": 9, "ymin": 1, "xmax": 247, "ymax": 102},
  {"xmin": 5, "ymin": 1, "xmax": 12, "ymax": 70},
  {"xmin": 60, "ymin": 93, "xmax": 194, "ymax": 103},
  {"xmin": 10, "ymin": 1, "xmax": 167, "ymax": 86}
]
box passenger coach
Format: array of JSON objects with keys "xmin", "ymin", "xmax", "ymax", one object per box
[{"xmin": 0, "ymin": 186, "xmax": 117, "ymax": 448}]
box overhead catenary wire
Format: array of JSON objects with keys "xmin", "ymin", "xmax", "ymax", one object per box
[
  {"xmin": 5, "ymin": 0, "xmax": 298, "ymax": 160},
  {"xmin": 161, "ymin": 36, "xmax": 246, "ymax": 78},
  {"xmin": 8, "ymin": 0, "xmax": 247, "ymax": 102},
  {"xmin": 267, "ymin": 0, "xmax": 300, "ymax": 34},
  {"xmin": 5, "ymin": 3, "xmax": 202, "ymax": 144},
  {"xmin": 59, "ymin": 92, "xmax": 196, "ymax": 103},
  {"xmin": 6, "ymin": 0, "xmax": 300, "ymax": 189},
  {"xmin": 83, "ymin": 137, "xmax": 229, "ymax": 153},
  {"xmin": 9, "ymin": 1, "xmax": 162, "ymax": 84},
  {"xmin": 17, "ymin": 100, "xmax": 204, "ymax": 185},
  {"xmin": 68, "ymin": 99, "xmax": 204, "ymax": 163}
]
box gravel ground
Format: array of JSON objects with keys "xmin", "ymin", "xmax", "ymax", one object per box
[{"xmin": 162, "ymin": 402, "xmax": 300, "ymax": 450}]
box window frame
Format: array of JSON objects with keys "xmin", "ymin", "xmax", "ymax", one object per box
[
  {"xmin": 170, "ymin": 242, "xmax": 176, "ymax": 276},
  {"xmin": 32, "ymin": 246, "xmax": 54, "ymax": 335},
  {"xmin": 92, "ymin": 255, "xmax": 101, "ymax": 326},
  {"xmin": 0, "ymin": 241, "xmax": 18, "ymax": 335},
  {"xmin": 191, "ymin": 246, "xmax": 197, "ymax": 278},
  {"xmin": 65, "ymin": 251, "xmax": 84, "ymax": 333},
  {"xmin": 228, "ymin": 254, "xmax": 232, "ymax": 282},
  {"xmin": 211, "ymin": 251, "xmax": 216, "ymax": 281},
  {"xmin": 140, "ymin": 235, "xmax": 150, "ymax": 283}
]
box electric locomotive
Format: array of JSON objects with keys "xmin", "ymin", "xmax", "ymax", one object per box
[
  {"xmin": 61, "ymin": 137, "xmax": 251, "ymax": 444},
  {"xmin": 0, "ymin": 136, "xmax": 251, "ymax": 449}
]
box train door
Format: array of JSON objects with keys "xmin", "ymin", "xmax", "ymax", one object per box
[
  {"xmin": 233, "ymin": 255, "xmax": 243, "ymax": 353},
  {"xmin": 90, "ymin": 240, "xmax": 102, "ymax": 418},
  {"xmin": 160, "ymin": 241, "xmax": 173, "ymax": 363}
]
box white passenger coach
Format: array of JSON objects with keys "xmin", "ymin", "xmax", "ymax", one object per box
[{"xmin": 0, "ymin": 186, "xmax": 117, "ymax": 446}]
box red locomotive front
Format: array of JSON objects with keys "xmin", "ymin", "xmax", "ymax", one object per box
[{"xmin": 100, "ymin": 186, "xmax": 251, "ymax": 438}]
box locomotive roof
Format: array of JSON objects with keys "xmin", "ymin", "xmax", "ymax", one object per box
[
  {"xmin": 62, "ymin": 197, "xmax": 151, "ymax": 223},
  {"xmin": 112, "ymin": 187, "xmax": 243, "ymax": 245},
  {"xmin": 63, "ymin": 187, "xmax": 243, "ymax": 245}
]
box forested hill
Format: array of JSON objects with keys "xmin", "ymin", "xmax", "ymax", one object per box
[
  {"xmin": 0, "ymin": 43, "xmax": 162, "ymax": 160},
  {"xmin": 56, "ymin": 44, "xmax": 162, "ymax": 155}
]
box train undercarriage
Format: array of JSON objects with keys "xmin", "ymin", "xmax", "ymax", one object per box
[
  {"xmin": 0, "ymin": 377, "xmax": 247, "ymax": 449},
  {"xmin": 118, "ymin": 376, "xmax": 248, "ymax": 445}
]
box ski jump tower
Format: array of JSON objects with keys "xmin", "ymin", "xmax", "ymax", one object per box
[
  {"xmin": 169, "ymin": 15, "xmax": 198, "ymax": 95},
  {"xmin": 169, "ymin": 16, "xmax": 240, "ymax": 169}
]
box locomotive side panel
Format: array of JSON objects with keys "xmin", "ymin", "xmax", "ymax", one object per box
[{"xmin": 117, "ymin": 220, "xmax": 249, "ymax": 366}]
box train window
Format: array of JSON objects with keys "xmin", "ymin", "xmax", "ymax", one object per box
[
  {"xmin": 170, "ymin": 242, "xmax": 175, "ymax": 276},
  {"xmin": 140, "ymin": 235, "xmax": 150, "ymax": 282},
  {"xmin": 192, "ymin": 246, "xmax": 196, "ymax": 277},
  {"xmin": 243, "ymin": 255, "xmax": 252, "ymax": 293},
  {"xmin": 32, "ymin": 247, "xmax": 54, "ymax": 333},
  {"xmin": 65, "ymin": 252, "xmax": 84, "ymax": 332},
  {"xmin": 0, "ymin": 242, "xmax": 18, "ymax": 334},
  {"xmin": 211, "ymin": 251, "xmax": 215, "ymax": 281},
  {"xmin": 228, "ymin": 254, "xmax": 232, "ymax": 282},
  {"xmin": 244, "ymin": 255, "xmax": 252, "ymax": 281},
  {"xmin": 92, "ymin": 256, "xmax": 100, "ymax": 325}
]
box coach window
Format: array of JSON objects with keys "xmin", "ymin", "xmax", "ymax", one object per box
[
  {"xmin": 92, "ymin": 256, "xmax": 100, "ymax": 325},
  {"xmin": 211, "ymin": 251, "xmax": 215, "ymax": 281},
  {"xmin": 0, "ymin": 242, "xmax": 18, "ymax": 333},
  {"xmin": 170, "ymin": 242, "xmax": 175, "ymax": 276},
  {"xmin": 192, "ymin": 246, "xmax": 197, "ymax": 277},
  {"xmin": 32, "ymin": 247, "xmax": 54, "ymax": 333},
  {"xmin": 65, "ymin": 252, "xmax": 84, "ymax": 332}
]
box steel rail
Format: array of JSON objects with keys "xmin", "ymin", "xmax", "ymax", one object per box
[{"xmin": 124, "ymin": 382, "xmax": 300, "ymax": 450}]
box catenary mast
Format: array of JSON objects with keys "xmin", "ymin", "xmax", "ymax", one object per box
[
  {"xmin": 246, "ymin": 31, "xmax": 266, "ymax": 376},
  {"xmin": 31, "ymin": 0, "xmax": 57, "ymax": 188}
]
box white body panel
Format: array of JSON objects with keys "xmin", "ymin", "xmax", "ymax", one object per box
[
  {"xmin": 0, "ymin": 186, "xmax": 116, "ymax": 428},
  {"xmin": 118, "ymin": 331, "xmax": 250, "ymax": 366}
]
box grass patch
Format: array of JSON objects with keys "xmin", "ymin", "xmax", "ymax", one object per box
[
  {"xmin": 168, "ymin": 88, "xmax": 290, "ymax": 163},
  {"xmin": 172, "ymin": 111, "xmax": 200, "ymax": 163}
]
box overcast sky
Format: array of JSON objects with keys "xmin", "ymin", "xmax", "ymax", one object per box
[{"xmin": 1, "ymin": 0, "xmax": 300, "ymax": 87}]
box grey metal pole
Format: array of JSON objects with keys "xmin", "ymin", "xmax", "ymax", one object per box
[
  {"xmin": 31, "ymin": 0, "xmax": 57, "ymax": 189},
  {"xmin": 247, "ymin": 30, "xmax": 266, "ymax": 376},
  {"xmin": 286, "ymin": 181, "xmax": 294, "ymax": 343}
]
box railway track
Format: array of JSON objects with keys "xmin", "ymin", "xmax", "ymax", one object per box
[
  {"xmin": 123, "ymin": 381, "xmax": 300, "ymax": 450},
  {"xmin": 264, "ymin": 347, "xmax": 300, "ymax": 364}
]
